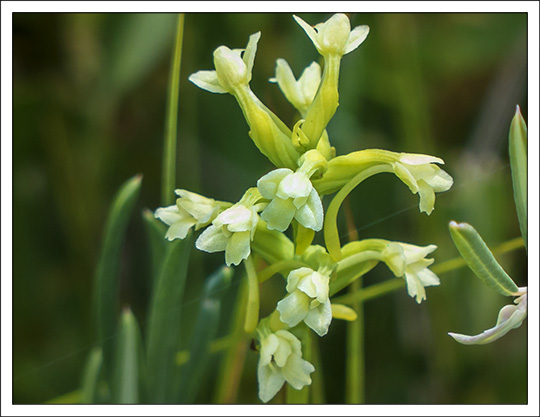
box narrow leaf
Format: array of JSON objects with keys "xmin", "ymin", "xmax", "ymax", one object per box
[
  {"xmin": 449, "ymin": 221, "xmax": 519, "ymax": 296},
  {"xmin": 145, "ymin": 234, "xmax": 192, "ymax": 403},
  {"xmin": 177, "ymin": 266, "xmax": 234, "ymax": 403},
  {"xmin": 509, "ymin": 105, "xmax": 528, "ymax": 249},
  {"xmin": 162, "ymin": 14, "xmax": 185, "ymax": 205},
  {"xmin": 112, "ymin": 307, "xmax": 143, "ymax": 404},
  {"xmin": 142, "ymin": 208, "xmax": 168, "ymax": 285},
  {"xmin": 93, "ymin": 174, "xmax": 142, "ymax": 376},
  {"xmin": 80, "ymin": 348, "xmax": 103, "ymax": 404}
]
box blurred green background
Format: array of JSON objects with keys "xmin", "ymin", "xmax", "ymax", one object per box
[{"xmin": 13, "ymin": 12, "xmax": 527, "ymax": 404}]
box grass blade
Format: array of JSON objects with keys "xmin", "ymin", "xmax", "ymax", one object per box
[
  {"xmin": 162, "ymin": 14, "xmax": 185, "ymax": 205},
  {"xmin": 449, "ymin": 221, "xmax": 519, "ymax": 296},
  {"xmin": 112, "ymin": 307, "xmax": 143, "ymax": 404},
  {"xmin": 145, "ymin": 234, "xmax": 193, "ymax": 403},
  {"xmin": 93, "ymin": 174, "xmax": 142, "ymax": 377},
  {"xmin": 177, "ymin": 266, "xmax": 234, "ymax": 403},
  {"xmin": 509, "ymin": 105, "xmax": 528, "ymax": 249},
  {"xmin": 80, "ymin": 348, "xmax": 103, "ymax": 404},
  {"xmin": 142, "ymin": 208, "xmax": 168, "ymax": 285}
]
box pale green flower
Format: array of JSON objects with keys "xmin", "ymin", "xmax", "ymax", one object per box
[
  {"xmin": 195, "ymin": 204, "xmax": 259, "ymax": 266},
  {"xmin": 154, "ymin": 190, "xmax": 220, "ymax": 240},
  {"xmin": 294, "ymin": 13, "xmax": 369, "ymax": 57},
  {"xmin": 257, "ymin": 329, "xmax": 315, "ymax": 403},
  {"xmin": 270, "ymin": 59, "xmax": 321, "ymax": 116},
  {"xmin": 257, "ymin": 168, "xmax": 323, "ymax": 232},
  {"xmin": 189, "ymin": 32, "xmax": 261, "ymax": 93},
  {"xmin": 382, "ymin": 242, "xmax": 440, "ymax": 303},
  {"xmin": 189, "ymin": 32, "xmax": 301, "ymax": 170},
  {"xmin": 393, "ymin": 154, "xmax": 453, "ymax": 215},
  {"xmin": 276, "ymin": 267, "xmax": 332, "ymax": 336},
  {"xmin": 449, "ymin": 288, "xmax": 527, "ymax": 345}
]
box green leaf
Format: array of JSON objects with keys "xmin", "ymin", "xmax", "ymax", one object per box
[
  {"xmin": 509, "ymin": 105, "xmax": 528, "ymax": 250},
  {"xmin": 142, "ymin": 208, "xmax": 168, "ymax": 286},
  {"xmin": 93, "ymin": 174, "xmax": 142, "ymax": 377},
  {"xmin": 162, "ymin": 14, "xmax": 185, "ymax": 206},
  {"xmin": 80, "ymin": 348, "xmax": 103, "ymax": 404},
  {"xmin": 177, "ymin": 266, "xmax": 234, "ymax": 403},
  {"xmin": 449, "ymin": 221, "xmax": 519, "ymax": 296},
  {"xmin": 145, "ymin": 234, "xmax": 193, "ymax": 403},
  {"xmin": 112, "ymin": 307, "xmax": 143, "ymax": 404}
]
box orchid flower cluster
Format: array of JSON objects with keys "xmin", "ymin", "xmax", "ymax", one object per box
[{"xmin": 155, "ymin": 13, "xmax": 453, "ymax": 403}]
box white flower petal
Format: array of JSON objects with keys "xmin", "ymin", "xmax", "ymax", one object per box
[
  {"xmin": 276, "ymin": 330, "xmax": 303, "ymax": 355},
  {"xmin": 404, "ymin": 271, "xmax": 427, "ymax": 303},
  {"xmin": 243, "ymin": 31, "xmax": 261, "ymax": 81},
  {"xmin": 295, "ymin": 188, "xmax": 323, "ymax": 231},
  {"xmin": 277, "ymin": 291, "xmax": 310, "ymax": 328},
  {"xmin": 298, "ymin": 61, "xmax": 322, "ymax": 105},
  {"xmin": 418, "ymin": 181, "xmax": 436, "ymax": 215},
  {"xmin": 293, "ymin": 15, "xmax": 321, "ymax": 51},
  {"xmin": 257, "ymin": 168, "xmax": 293, "ymax": 199},
  {"xmin": 225, "ymin": 230, "xmax": 251, "ymax": 266},
  {"xmin": 213, "ymin": 46, "xmax": 248, "ymax": 90},
  {"xmin": 286, "ymin": 267, "xmax": 313, "ymax": 293},
  {"xmin": 273, "ymin": 59, "xmax": 302, "ymax": 107},
  {"xmin": 216, "ymin": 205, "xmax": 252, "ymax": 229},
  {"xmin": 344, "ymin": 25, "xmax": 370, "ymax": 54},
  {"xmin": 188, "ymin": 70, "xmax": 228, "ymax": 94},
  {"xmin": 165, "ymin": 217, "xmax": 197, "ymax": 240},
  {"xmin": 260, "ymin": 197, "xmax": 296, "ymax": 232},
  {"xmin": 277, "ymin": 172, "xmax": 312, "ymax": 199},
  {"xmin": 415, "ymin": 267, "xmax": 440, "ymax": 288},
  {"xmin": 426, "ymin": 168, "xmax": 454, "ymax": 192},
  {"xmin": 304, "ymin": 300, "xmax": 332, "ymax": 336},
  {"xmin": 258, "ymin": 362, "xmax": 285, "ymax": 403},
  {"xmin": 259, "ymin": 333, "xmax": 279, "ymax": 366},
  {"xmin": 393, "ymin": 162, "xmax": 419, "ymax": 193},
  {"xmin": 449, "ymin": 295, "xmax": 527, "ymax": 345},
  {"xmin": 400, "ymin": 154, "xmax": 444, "ymax": 166},
  {"xmin": 281, "ymin": 354, "xmax": 315, "ymax": 390},
  {"xmin": 195, "ymin": 225, "xmax": 228, "ymax": 253},
  {"xmin": 154, "ymin": 205, "xmax": 184, "ymax": 226},
  {"xmin": 273, "ymin": 337, "xmax": 293, "ymax": 368}
]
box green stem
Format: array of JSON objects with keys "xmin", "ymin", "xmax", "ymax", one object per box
[
  {"xmin": 244, "ymin": 256, "xmax": 260, "ymax": 333},
  {"xmin": 161, "ymin": 14, "xmax": 185, "ymax": 205},
  {"xmin": 213, "ymin": 276, "xmax": 250, "ymax": 403},
  {"xmin": 344, "ymin": 197, "xmax": 364, "ymax": 404},
  {"xmin": 324, "ymin": 164, "xmax": 393, "ymax": 260},
  {"xmin": 346, "ymin": 282, "xmax": 364, "ymax": 404}
]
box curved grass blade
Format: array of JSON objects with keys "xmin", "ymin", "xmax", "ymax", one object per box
[
  {"xmin": 145, "ymin": 234, "xmax": 193, "ymax": 403},
  {"xmin": 112, "ymin": 307, "xmax": 144, "ymax": 404},
  {"xmin": 80, "ymin": 347, "xmax": 103, "ymax": 404},
  {"xmin": 177, "ymin": 266, "xmax": 234, "ymax": 403},
  {"xmin": 449, "ymin": 221, "xmax": 519, "ymax": 296},
  {"xmin": 509, "ymin": 105, "xmax": 528, "ymax": 250},
  {"xmin": 93, "ymin": 174, "xmax": 142, "ymax": 377}
]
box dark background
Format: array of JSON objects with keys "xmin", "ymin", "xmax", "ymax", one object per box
[{"xmin": 12, "ymin": 12, "xmax": 528, "ymax": 404}]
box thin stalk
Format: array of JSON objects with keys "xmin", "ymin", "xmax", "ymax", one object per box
[
  {"xmin": 309, "ymin": 332, "xmax": 325, "ymax": 404},
  {"xmin": 343, "ymin": 197, "xmax": 364, "ymax": 404},
  {"xmin": 161, "ymin": 14, "xmax": 185, "ymax": 205},
  {"xmin": 213, "ymin": 277, "xmax": 250, "ymax": 403}
]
